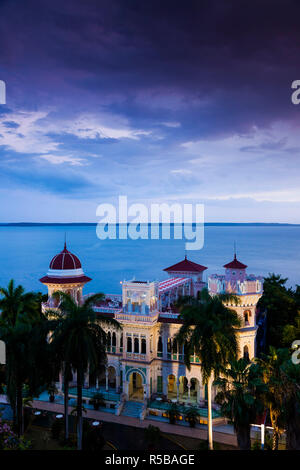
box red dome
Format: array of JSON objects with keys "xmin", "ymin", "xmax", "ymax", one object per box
[{"xmin": 49, "ymin": 243, "xmax": 82, "ymax": 270}]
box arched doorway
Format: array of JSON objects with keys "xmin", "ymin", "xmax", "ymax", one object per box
[
  {"xmin": 167, "ymin": 374, "xmax": 177, "ymax": 400},
  {"xmin": 190, "ymin": 378, "xmax": 200, "ymax": 403},
  {"xmin": 179, "ymin": 376, "xmax": 188, "ymax": 400},
  {"xmin": 129, "ymin": 372, "xmax": 144, "ymax": 401},
  {"xmin": 108, "ymin": 366, "xmax": 116, "ymax": 389}
]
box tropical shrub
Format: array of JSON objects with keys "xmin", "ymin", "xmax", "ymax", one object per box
[
  {"xmin": 167, "ymin": 403, "xmax": 179, "ymax": 424},
  {"xmin": 144, "ymin": 424, "xmax": 161, "ymax": 449},
  {"xmin": 51, "ymin": 418, "xmax": 64, "ymax": 441},
  {"xmin": 47, "ymin": 384, "xmax": 58, "ymax": 403},
  {"xmin": 91, "ymin": 392, "xmax": 105, "ymax": 410},
  {"xmin": 82, "ymin": 420, "xmax": 105, "ymax": 451},
  {"xmin": 185, "ymin": 406, "xmax": 200, "ymax": 427},
  {"xmin": 0, "ymin": 419, "xmax": 31, "ymax": 450}
]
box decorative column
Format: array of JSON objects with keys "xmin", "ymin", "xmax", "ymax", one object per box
[
  {"xmin": 105, "ymin": 369, "xmax": 109, "ymax": 391},
  {"xmin": 187, "ymin": 383, "xmax": 191, "ymax": 400},
  {"xmin": 84, "ymin": 372, "xmax": 89, "ymax": 388},
  {"xmin": 176, "ymin": 378, "xmax": 180, "ymax": 401},
  {"xmin": 116, "ymin": 374, "xmax": 120, "ymax": 392},
  {"xmin": 123, "ymin": 380, "xmax": 129, "ymax": 399},
  {"xmin": 143, "ymin": 383, "xmax": 148, "ymax": 400},
  {"xmin": 58, "ymin": 372, "xmax": 63, "ymax": 392},
  {"xmin": 163, "ymin": 374, "xmax": 168, "ymax": 397}
]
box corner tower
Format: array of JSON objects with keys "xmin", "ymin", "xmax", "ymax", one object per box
[
  {"xmin": 39, "ymin": 242, "xmax": 91, "ymax": 307},
  {"xmin": 208, "ymin": 252, "xmax": 263, "ymax": 359}
]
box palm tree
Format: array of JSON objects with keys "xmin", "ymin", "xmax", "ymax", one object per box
[
  {"xmin": 280, "ymin": 357, "xmax": 300, "ymax": 450},
  {"xmin": 0, "ymin": 279, "xmax": 38, "ymax": 326},
  {"xmin": 176, "ymin": 289, "xmax": 241, "ymax": 450},
  {"xmin": 50, "ymin": 291, "xmax": 120, "ymax": 450},
  {"xmin": 214, "ymin": 358, "xmax": 265, "ymax": 450},
  {"xmin": 257, "ymin": 347, "xmax": 289, "ymax": 450},
  {"xmin": 0, "ymin": 280, "xmax": 41, "ymax": 435}
]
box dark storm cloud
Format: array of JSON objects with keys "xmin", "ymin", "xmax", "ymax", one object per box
[
  {"xmin": 1, "ymin": 0, "xmax": 300, "ymax": 222},
  {"xmin": 1, "ymin": 0, "xmax": 300, "ymax": 136}
]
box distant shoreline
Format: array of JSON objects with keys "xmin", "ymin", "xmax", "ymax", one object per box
[{"xmin": 0, "ymin": 222, "xmax": 299, "ymax": 227}]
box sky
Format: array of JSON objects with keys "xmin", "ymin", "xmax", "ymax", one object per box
[{"xmin": 0, "ymin": 0, "xmax": 300, "ymax": 223}]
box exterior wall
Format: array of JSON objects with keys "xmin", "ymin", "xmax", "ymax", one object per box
[
  {"xmin": 40, "ymin": 257, "xmax": 263, "ymax": 405},
  {"xmin": 208, "ymin": 272, "xmax": 263, "ymax": 360},
  {"xmin": 103, "ymin": 318, "xmax": 212, "ymax": 401},
  {"xmin": 41, "ymin": 281, "xmax": 85, "ymax": 309},
  {"xmin": 165, "ymin": 270, "xmax": 205, "ymax": 297}
]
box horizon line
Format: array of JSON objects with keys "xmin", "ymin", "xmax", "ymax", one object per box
[{"xmin": 0, "ymin": 222, "xmax": 299, "ymax": 226}]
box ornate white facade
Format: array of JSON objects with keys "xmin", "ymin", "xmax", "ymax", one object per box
[{"xmin": 41, "ymin": 247, "xmax": 263, "ymax": 409}]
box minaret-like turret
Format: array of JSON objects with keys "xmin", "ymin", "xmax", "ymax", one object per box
[{"xmin": 39, "ymin": 241, "xmax": 91, "ymax": 308}]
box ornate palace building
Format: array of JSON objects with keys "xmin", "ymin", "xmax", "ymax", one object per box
[{"xmin": 40, "ymin": 244, "xmax": 263, "ymax": 421}]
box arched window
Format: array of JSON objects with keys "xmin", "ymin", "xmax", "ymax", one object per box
[
  {"xmin": 172, "ymin": 338, "xmax": 177, "ymax": 354},
  {"xmin": 244, "ymin": 310, "xmax": 250, "ymax": 326},
  {"xmin": 107, "ymin": 331, "xmax": 111, "ymax": 351},
  {"xmin": 243, "ymin": 345, "xmax": 249, "ymax": 360},
  {"xmin": 120, "ymin": 334, "xmax": 123, "ymax": 350},
  {"xmin": 112, "ymin": 332, "xmax": 116, "ymax": 347},
  {"xmin": 167, "ymin": 338, "xmax": 172, "ymax": 358},
  {"xmin": 134, "ymin": 337, "xmax": 139, "ymax": 353},
  {"xmin": 157, "ymin": 336, "xmax": 163, "ymax": 356},
  {"xmin": 127, "ymin": 336, "xmax": 132, "ymax": 353},
  {"xmin": 141, "ymin": 338, "xmax": 146, "ymax": 354}
]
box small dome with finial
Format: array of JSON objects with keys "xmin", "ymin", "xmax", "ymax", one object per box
[
  {"xmin": 49, "ymin": 241, "xmax": 82, "ymax": 270},
  {"xmin": 39, "ymin": 240, "xmax": 92, "ymax": 285}
]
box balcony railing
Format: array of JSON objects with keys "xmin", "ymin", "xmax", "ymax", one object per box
[
  {"xmin": 126, "ymin": 352, "xmax": 147, "ymax": 361},
  {"xmin": 114, "ymin": 312, "xmax": 159, "ymax": 324}
]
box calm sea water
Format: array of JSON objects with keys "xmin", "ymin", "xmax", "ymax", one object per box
[{"xmin": 0, "ymin": 225, "xmax": 299, "ymax": 295}]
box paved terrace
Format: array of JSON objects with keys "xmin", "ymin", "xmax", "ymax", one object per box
[{"xmin": 31, "ymin": 398, "xmax": 238, "ymax": 447}]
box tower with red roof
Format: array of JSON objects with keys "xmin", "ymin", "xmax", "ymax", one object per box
[
  {"xmin": 208, "ymin": 250, "xmax": 263, "ymax": 360},
  {"xmin": 40, "ymin": 241, "xmax": 91, "ymax": 308},
  {"xmin": 224, "ymin": 253, "xmax": 248, "ymax": 283},
  {"xmin": 163, "ymin": 255, "xmax": 207, "ymax": 297}
]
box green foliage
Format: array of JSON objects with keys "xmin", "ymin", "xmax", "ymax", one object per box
[
  {"xmin": 251, "ymin": 431, "xmax": 273, "ymax": 451},
  {"xmin": 258, "ymin": 274, "xmax": 299, "ymax": 349},
  {"xmin": 144, "ymin": 424, "xmax": 161, "ymax": 446},
  {"xmin": 82, "ymin": 420, "xmax": 105, "ymax": 451},
  {"xmin": 0, "ymin": 279, "xmax": 53, "ymax": 436},
  {"xmin": 282, "ymin": 312, "xmax": 300, "ymax": 345},
  {"xmin": 214, "ymin": 358, "xmax": 266, "ymax": 450},
  {"xmin": 0, "ymin": 418, "xmax": 31, "ymax": 450},
  {"xmin": 176, "ymin": 289, "xmax": 241, "ymax": 382},
  {"xmin": 50, "ymin": 291, "xmax": 120, "ymax": 450},
  {"xmin": 47, "ymin": 383, "xmax": 58, "ymax": 402},
  {"xmin": 280, "ymin": 359, "xmax": 300, "ymax": 450},
  {"xmin": 167, "ymin": 403, "xmax": 180, "ymax": 424},
  {"xmin": 198, "ymin": 440, "xmax": 221, "ymax": 450},
  {"xmin": 51, "ymin": 418, "xmax": 64, "ymax": 441},
  {"xmin": 257, "ymin": 347, "xmax": 289, "ymax": 449},
  {"xmin": 176, "ymin": 289, "xmax": 241, "ymax": 449},
  {"xmin": 91, "ymin": 392, "xmax": 105, "ymax": 409},
  {"xmin": 185, "ymin": 406, "xmax": 200, "ymax": 427}
]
